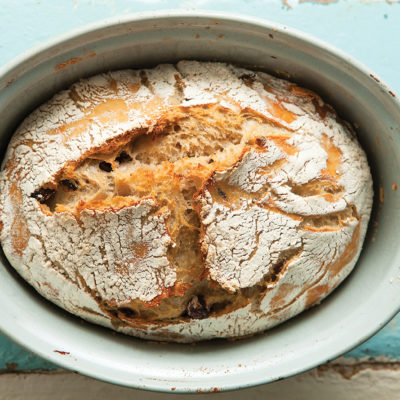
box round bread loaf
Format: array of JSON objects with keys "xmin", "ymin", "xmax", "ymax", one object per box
[{"xmin": 0, "ymin": 61, "xmax": 373, "ymax": 342}]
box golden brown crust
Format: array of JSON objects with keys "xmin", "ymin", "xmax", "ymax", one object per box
[{"xmin": 0, "ymin": 61, "xmax": 373, "ymax": 342}]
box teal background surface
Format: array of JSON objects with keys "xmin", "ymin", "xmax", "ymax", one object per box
[{"xmin": 0, "ymin": 0, "xmax": 399, "ymax": 370}]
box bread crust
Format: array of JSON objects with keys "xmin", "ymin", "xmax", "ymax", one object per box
[{"xmin": 0, "ymin": 61, "xmax": 373, "ymax": 342}]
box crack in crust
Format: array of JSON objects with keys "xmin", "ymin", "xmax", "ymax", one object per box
[{"xmin": 0, "ymin": 61, "xmax": 373, "ymax": 342}]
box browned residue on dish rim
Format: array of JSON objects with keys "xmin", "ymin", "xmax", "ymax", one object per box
[
  {"xmin": 379, "ymin": 185, "xmax": 384, "ymax": 203},
  {"xmin": 54, "ymin": 350, "xmax": 70, "ymax": 355},
  {"xmin": 55, "ymin": 53, "xmax": 96, "ymax": 71},
  {"xmin": 370, "ymin": 74, "xmax": 380, "ymax": 83},
  {"xmin": 5, "ymin": 78, "xmax": 15, "ymax": 88},
  {"xmin": 197, "ymin": 387, "xmax": 221, "ymax": 393}
]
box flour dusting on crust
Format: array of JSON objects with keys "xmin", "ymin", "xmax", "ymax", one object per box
[{"xmin": 0, "ymin": 61, "xmax": 373, "ymax": 342}]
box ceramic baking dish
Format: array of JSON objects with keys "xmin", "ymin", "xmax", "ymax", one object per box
[{"xmin": 0, "ymin": 11, "xmax": 399, "ymax": 393}]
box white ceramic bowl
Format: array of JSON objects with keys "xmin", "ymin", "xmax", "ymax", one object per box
[{"xmin": 0, "ymin": 11, "xmax": 399, "ymax": 393}]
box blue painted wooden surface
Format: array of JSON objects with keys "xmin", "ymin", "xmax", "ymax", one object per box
[{"xmin": 0, "ymin": 0, "xmax": 399, "ymax": 370}]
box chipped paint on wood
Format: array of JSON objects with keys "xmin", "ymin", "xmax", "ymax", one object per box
[
  {"xmin": 5, "ymin": 363, "xmax": 18, "ymax": 372},
  {"xmin": 2, "ymin": 363, "xmax": 400, "ymax": 398},
  {"xmin": 283, "ymin": 0, "xmax": 339, "ymax": 8},
  {"xmin": 299, "ymin": 0, "xmax": 339, "ymax": 4},
  {"xmin": 0, "ymin": 335, "xmax": 57, "ymax": 371}
]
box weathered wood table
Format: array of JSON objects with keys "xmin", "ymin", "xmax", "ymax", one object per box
[{"xmin": 0, "ymin": 1, "xmax": 399, "ymax": 398}]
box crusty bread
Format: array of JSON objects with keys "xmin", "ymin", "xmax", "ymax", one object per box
[{"xmin": 0, "ymin": 61, "xmax": 373, "ymax": 342}]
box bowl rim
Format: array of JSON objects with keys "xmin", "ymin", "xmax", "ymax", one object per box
[
  {"xmin": 0, "ymin": 9, "xmax": 399, "ymax": 392},
  {"xmin": 0, "ymin": 9, "xmax": 398, "ymax": 98}
]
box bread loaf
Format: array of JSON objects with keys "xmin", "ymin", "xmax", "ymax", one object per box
[{"xmin": 0, "ymin": 61, "xmax": 373, "ymax": 342}]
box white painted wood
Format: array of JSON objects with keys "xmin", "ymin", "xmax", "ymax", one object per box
[{"xmin": 0, "ymin": 363, "xmax": 399, "ymax": 400}]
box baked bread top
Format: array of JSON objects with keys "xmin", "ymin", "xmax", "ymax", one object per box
[{"xmin": 0, "ymin": 61, "xmax": 373, "ymax": 342}]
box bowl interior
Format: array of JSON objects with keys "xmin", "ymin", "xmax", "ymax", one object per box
[{"xmin": 0, "ymin": 13, "xmax": 399, "ymax": 392}]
